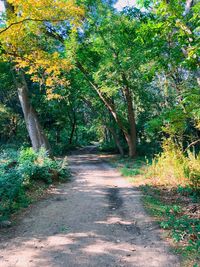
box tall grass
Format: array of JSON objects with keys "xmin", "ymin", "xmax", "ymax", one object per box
[{"xmin": 146, "ymin": 139, "xmax": 200, "ymax": 189}]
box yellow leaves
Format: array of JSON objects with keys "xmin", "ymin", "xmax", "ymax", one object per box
[
  {"xmin": 15, "ymin": 58, "xmax": 29, "ymax": 69},
  {"xmin": 46, "ymin": 77, "xmax": 54, "ymax": 87},
  {"xmin": 46, "ymin": 78, "xmax": 70, "ymax": 100},
  {"xmin": 46, "ymin": 88, "xmax": 62, "ymax": 101},
  {"xmin": 7, "ymin": 0, "xmax": 84, "ymax": 25},
  {"xmin": 175, "ymin": 20, "xmax": 192, "ymax": 35},
  {"xmin": 14, "ymin": 49, "xmax": 72, "ymax": 87},
  {"xmin": 0, "ymin": 0, "xmax": 83, "ymax": 101},
  {"xmin": 1, "ymin": 0, "xmax": 84, "ymax": 71},
  {"xmin": 46, "ymin": 89, "xmax": 60, "ymax": 100},
  {"xmin": 195, "ymin": 120, "xmax": 200, "ymax": 130}
]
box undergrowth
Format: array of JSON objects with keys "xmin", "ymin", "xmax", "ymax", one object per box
[
  {"xmin": 142, "ymin": 186, "xmax": 200, "ymax": 266},
  {"xmin": 111, "ymin": 138, "xmax": 200, "ymax": 266},
  {"xmin": 0, "ymin": 147, "xmax": 70, "ymax": 222},
  {"xmin": 146, "ymin": 139, "xmax": 200, "ymax": 188}
]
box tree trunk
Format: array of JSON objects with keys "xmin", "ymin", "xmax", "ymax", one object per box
[
  {"xmin": 123, "ymin": 85, "xmax": 137, "ymax": 158},
  {"xmin": 107, "ymin": 126, "xmax": 124, "ymax": 156},
  {"xmin": 68, "ymin": 108, "xmax": 77, "ymax": 145},
  {"xmin": 4, "ymin": 0, "xmax": 52, "ymax": 155},
  {"xmin": 16, "ymin": 72, "xmax": 51, "ymax": 154},
  {"xmin": 96, "ymin": 33, "xmax": 137, "ymax": 157},
  {"xmin": 69, "ymin": 119, "xmax": 76, "ymax": 145},
  {"xmin": 76, "ymin": 62, "xmax": 136, "ymax": 156},
  {"xmin": 125, "ymin": 134, "xmax": 136, "ymax": 158}
]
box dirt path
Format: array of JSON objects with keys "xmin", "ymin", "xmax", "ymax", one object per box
[{"xmin": 0, "ymin": 152, "xmax": 180, "ymax": 267}]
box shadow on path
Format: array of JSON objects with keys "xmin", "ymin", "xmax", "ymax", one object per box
[{"xmin": 0, "ymin": 152, "xmax": 180, "ymax": 267}]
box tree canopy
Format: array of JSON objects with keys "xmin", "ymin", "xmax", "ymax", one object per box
[
  {"xmin": 0, "ymin": 0, "xmax": 200, "ymax": 261},
  {"xmin": 0, "ymin": 0, "xmax": 199, "ymax": 156}
]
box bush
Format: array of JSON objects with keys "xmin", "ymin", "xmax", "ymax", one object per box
[
  {"xmin": 0, "ymin": 147, "xmax": 70, "ymax": 221},
  {"xmin": 146, "ymin": 139, "xmax": 200, "ymax": 189},
  {"xmin": 184, "ymin": 151, "xmax": 200, "ymax": 190}
]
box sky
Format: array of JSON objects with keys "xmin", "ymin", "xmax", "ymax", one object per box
[
  {"xmin": 114, "ymin": 0, "xmax": 136, "ymax": 10},
  {"xmin": 0, "ymin": 1, "xmax": 4, "ymax": 13}
]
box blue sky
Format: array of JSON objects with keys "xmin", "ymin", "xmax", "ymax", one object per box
[
  {"xmin": 0, "ymin": 1, "xmax": 4, "ymax": 12},
  {"xmin": 114, "ymin": 0, "xmax": 136, "ymax": 10}
]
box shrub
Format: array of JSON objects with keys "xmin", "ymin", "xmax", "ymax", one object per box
[
  {"xmin": 184, "ymin": 151, "xmax": 200, "ymax": 190},
  {"xmin": 0, "ymin": 147, "xmax": 70, "ymax": 221},
  {"xmin": 146, "ymin": 139, "xmax": 200, "ymax": 188}
]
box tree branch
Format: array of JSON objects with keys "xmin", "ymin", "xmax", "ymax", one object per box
[
  {"xmin": 0, "ymin": 18, "xmax": 66, "ymax": 34},
  {"xmin": 184, "ymin": 139, "xmax": 200, "ymax": 152}
]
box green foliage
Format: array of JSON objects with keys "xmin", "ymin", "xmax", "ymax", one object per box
[
  {"xmin": 1, "ymin": 0, "xmax": 199, "ymax": 158},
  {"xmin": 111, "ymin": 157, "xmax": 146, "ymax": 179},
  {"xmin": 112, "ymin": 151, "xmax": 200, "ymax": 262},
  {"xmin": 142, "ymin": 187, "xmax": 200, "ymax": 262},
  {"xmin": 177, "ymin": 185, "xmax": 199, "ymax": 203},
  {"xmin": 120, "ymin": 167, "xmax": 141, "ymax": 177},
  {"xmin": 145, "ymin": 139, "xmax": 200, "ymax": 189},
  {"xmin": 99, "ymin": 141, "xmax": 119, "ymax": 153},
  {"xmin": 0, "ymin": 2, "xmax": 199, "ymax": 265},
  {"xmin": 19, "ymin": 148, "xmax": 53, "ymax": 184},
  {"xmin": 0, "ymin": 147, "xmax": 70, "ymax": 220}
]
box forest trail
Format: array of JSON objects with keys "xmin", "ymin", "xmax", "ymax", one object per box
[{"xmin": 0, "ymin": 150, "xmax": 180, "ymax": 267}]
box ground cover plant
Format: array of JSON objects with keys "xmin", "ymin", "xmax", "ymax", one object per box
[
  {"xmin": 111, "ymin": 142, "xmax": 200, "ymax": 266},
  {"xmin": 0, "ymin": 147, "xmax": 69, "ymax": 222}
]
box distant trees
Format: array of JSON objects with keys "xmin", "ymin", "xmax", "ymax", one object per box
[{"xmin": 0, "ymin": 0, "xmax": 199, "ymax": 157}]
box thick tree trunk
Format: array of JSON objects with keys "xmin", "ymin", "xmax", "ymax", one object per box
[
  {"xmin": 123, "ymin": 85, "xmax": 137, "ymax": 158},
  {"xmin": 16, "ymin": 72, "xmax": 51, "ymax": 154},
  {"xmin": 125, "ymin": 134, "xmax": 136, "ymax": 158}
]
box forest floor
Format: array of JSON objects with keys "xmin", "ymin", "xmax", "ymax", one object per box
[{"xmin": 0, "ymin": 149, "xmax": 180, "ymax": 267}]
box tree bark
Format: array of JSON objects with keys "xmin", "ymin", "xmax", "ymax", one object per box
[
  {"xmin": 15, "ymin": 71, "xmax": 52, "ymax": 154},
  {"xmin": 100, "ymin": 33, "xmax": 137, "ymax": 157},
  {"xmin": 107, "ymin": 126, "xmax": 124, "ymax": 156},
  {"xmin": 122, "ymin": 74, "xmax": 137, "ymax": 157},
  {"xmin": 69, "ymin": 112, "xmax": 76, "ymax": 145}
]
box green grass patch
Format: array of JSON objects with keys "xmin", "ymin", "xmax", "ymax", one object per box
[
  {"xmin": 110, "ymin": 156, "xmax": 146, "ymax": 177},
  {"xmin": 120, "ymin": 167, "xmax": 141, "ymax": 177},
  {"xmin": 141, "ymin": 185, "xmax": 200, "ymax": 266}
]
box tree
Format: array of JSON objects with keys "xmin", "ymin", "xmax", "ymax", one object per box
[{"xmin": 0, "ymin": 0, "xmax": 84, "ymax": 153}]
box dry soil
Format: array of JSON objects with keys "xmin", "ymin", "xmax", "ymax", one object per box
[{"xmin": 0, "ymin": 151, "xmax": 180, "ymax": 267}]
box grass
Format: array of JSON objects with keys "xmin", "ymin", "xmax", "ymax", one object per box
[
  {"xmin": 141, "ymin": 186, "xmax": 200, "ymax": 267},
  {"xmin": 110, "ymin": 155, "xmax": 200, "ymax": 267}
]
